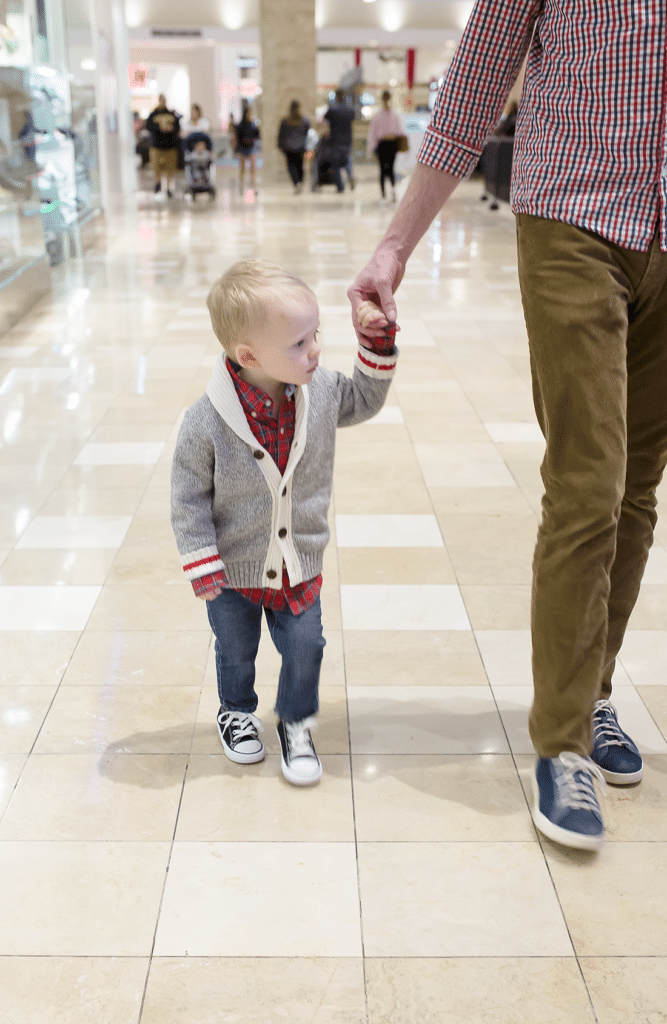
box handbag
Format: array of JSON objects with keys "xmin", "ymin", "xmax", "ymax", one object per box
[{"xmin": 396, "ymin": 134, "xmax": 409, "ymax": 152}]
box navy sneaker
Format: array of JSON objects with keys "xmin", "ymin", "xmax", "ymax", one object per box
[
  {"xmin": 532, "ymin": 753, "xmax": 605, "ymax": 850},
  {"xmin": 216, "ymin": 708, "xmax": 264, "ymax": 764},
  {"xmin": 591, "ymin": 699, "xmax": 643, "ymax": 784},
  {"xmin": 276, "ymin": 717, "xmax": 322, "ymax": 786}
]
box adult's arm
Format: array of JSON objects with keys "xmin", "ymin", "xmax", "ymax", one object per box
[
  {"xmin": 348, "ymin": 163, "xmax": 460, "ymax": 339},
  {"xmin": 349, "ymin": 0, "xmax": 542, "ymax": 341}
]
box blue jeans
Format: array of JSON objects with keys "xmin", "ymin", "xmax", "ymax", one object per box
[{"xmin": 206, "ymin": 588, "xmax": 325, "ymax": 723}]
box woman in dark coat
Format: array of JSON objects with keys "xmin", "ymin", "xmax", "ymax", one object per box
[{"xmin": 277, "ymin": 100, "xmax": 311, "ymax": 193}]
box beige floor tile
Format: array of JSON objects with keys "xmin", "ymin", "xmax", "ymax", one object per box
[
  {"xmin": 142, "ymin": 957, "xmax": 366, "ymax": 1024},
  {"xmin": 358, "ymin": 841, "xmax": 572, "ymax": 956},
  {"xmin": 85, "ymin": 583, "xmax": 206, "ymax": 631},
  {"xmin": 333, "ymin": 479, "xmax": 434, "ymax": 514},
  {"xmin": 62, "ymin": 629, "xmax": 210, "ymax": 686},
  {"xmin": 0, "ymin": 631, "xmax": 78, "ymax": 684},
  {"xmin": 120, "ymin": 514, "xmax": 177, "ymax": 548},
  {"xmin": 337, "ymin": 546, "xmax": 456, "ymax": 585},
  {"xmin": 0, "ymin": 840, "xmax": 170, "ymax": 954},
  {"xmin": 627, "ymin": 586, "xmax": 667, "ymax": 629},
  {"xmin": 0, "ymin": 685, "xmax": 57, "ymax": 753},
  {"xmin": 0, "ymin": 956, "xmax": 148, "ymax": 1024},
  {"xmin": 428, "ymin": 484, "xmax": 533, "ymax": 515},
  {"xmin": 580, "ymin": 957, "xmax": 667, "ymax": 1024},
  {"xmin": 343, "ymin": 630, "xmax": 487, "ymax": 686},
  {"xmin": 38, "ymin": 488, "xmax": 145, "ymax": 516},
  {"xmin": 56, "ymin": 464, "xmax": 157, "ymax": 490},
  {"xmin": 0, "ymin": 753, "xmax": 26, "ymax": 818},
  {"xmin": 154, "ymin": 842, "xmax": 362, "ymax": 957},
  {"xmin": 176, "ymin": 754, "xmax": 353, "ymax": 841},
  {"xmin": 544, "ymin": 842, "xmax": 667, "ymax": 955},
  {"xmin": 0, "ymin": 548, "xmax": 118, "ymax": 586},
  {"xmin": 365, "ymin": 958, "xmax": 594, "ymax": 1024},
  {"xmin": 460, "ymin": 584, "xmax": 532, "ymax": 629},
  {"xmin": 106, "ymin": 544, "xmax": 184, "ymax": 585},
  {"xmin": 636, "ymin": 686, "xmax": 667, "ymax": 741},
  {"xmin": 0, "ymin": 753, "xmax": 187, "ymax": 840},
  {"xmin": 348, "ymin": 685, "xmax": 508, "ymax": 754},
  {"xmin": 437, "ymin": 512, "xmax": 536, "ymax": 585},
  {"xmin": 619, "ymin": 631, "xmax": 667, "ymax": 685},
  {"xmin": 34, "ymin": 685, "xmax": 201, "ymax": 754},
  {"xmin": 193, "ymin": 684, "xmax": 349, "ymax": 754},
  {"xmin": 352, "ymin": 754, "xmax": 534, "ymax": 842}
]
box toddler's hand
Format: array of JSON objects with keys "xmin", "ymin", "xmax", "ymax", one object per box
[
  {"xmin": 356, "ymin": 298, "xmax": 388, "ymax": 329},
  {"xmin": 198, "ymin": 588, "xmax": 222, "ymax": 601}
]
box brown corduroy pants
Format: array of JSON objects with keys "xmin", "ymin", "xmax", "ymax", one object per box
[{"xmin": 516, "ymin": 213, "xmax": 667, "ymax": 758}]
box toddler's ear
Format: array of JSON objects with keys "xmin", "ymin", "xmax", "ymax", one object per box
[{"xmin": 235, "ymin": 343, "xmax": 260, "ymax": 367}]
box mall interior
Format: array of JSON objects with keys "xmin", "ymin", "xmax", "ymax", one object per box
[{"xmin": 1, "ymin": 0, "xmax": 667, "ymax": 1021}]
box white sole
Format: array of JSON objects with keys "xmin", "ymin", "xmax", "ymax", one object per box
[
  {"xmin": 217, "ymin": 722, "xmax": 265, "ymax": 764},
  {"xmin": 531, "ymin": 774, "xmax": 603, "ymax": 851},
  {"xmin": 596, "ymin": 763, "xmax": 643, "ymax": 785},
  {"xmin": 280, "ymin": 756, "xmax": 322, "ymax": 786}
]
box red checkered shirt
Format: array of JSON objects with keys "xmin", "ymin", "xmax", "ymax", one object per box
[
  {"xmin": 418, "ymin": 0, "xmax": 667, "ymax": 252},
  {"xmin": 193, "ymin": 328, "xmax": 397, "ymax": 611}
]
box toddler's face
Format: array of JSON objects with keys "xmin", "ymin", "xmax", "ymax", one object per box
[
  {"xmin": 249, "ymin": 292, "xmax": 321, "ymax": 387},
  {"xmin": 194, "ymin": 141, "xmax": 206, "ymax": 153}
]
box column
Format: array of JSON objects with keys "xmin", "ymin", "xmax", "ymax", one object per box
[
  {"xmin": 88, "ymin": 0, "xmax": 136, "ymax": 214},
  {"xmin": 258, "ymin": 0, "xmax": 317, "ymax": 185}
]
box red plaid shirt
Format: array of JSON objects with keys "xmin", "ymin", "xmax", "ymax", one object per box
[
  {"xmin": 419, "ymin": 0, "xmax": 667, "ymax": 252},
  {"xmin": 193, "ymin": 328, "xmax": 398, "ymax": 611}
]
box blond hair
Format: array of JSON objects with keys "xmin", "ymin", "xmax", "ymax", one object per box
[{"xmin": 207, "ymin": 260, "xmax": 314, "ymax": 355}]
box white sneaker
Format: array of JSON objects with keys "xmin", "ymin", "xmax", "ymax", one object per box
[
  {"xmin": 217, "ymin": 708, "xmax": 264, "ymax": 764},
  {"xmin": 276, "ymin": 717, "xmax": 322, "ymax": 786}
]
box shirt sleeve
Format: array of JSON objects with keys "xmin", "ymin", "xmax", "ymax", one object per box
[{"xmin": 418, "ymin": 0, "xmax": 541, "ymax": 179}]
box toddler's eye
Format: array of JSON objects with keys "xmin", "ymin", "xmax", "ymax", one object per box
[{"xmin": 295, "ymin": 339, "xmax": 305, "ymax": 348}]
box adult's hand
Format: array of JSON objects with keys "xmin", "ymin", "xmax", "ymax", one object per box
[
  {"xmin": 348, "ymin": 247, "xmax": 405, "ymax": 346},
  {"xmin": 348, "ymin": 162, "xmax": 462, "ymax": 346}
]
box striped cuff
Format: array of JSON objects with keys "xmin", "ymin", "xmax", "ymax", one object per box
[
  {"xmin": 417, "ymin": 127, "xmax": 481, "ymax": 180},
  {"xmin": 181, "ymin": 545, "xmax": 224, "ymax": 581},
  {"xmin": 192, "ymin": 570, "xmax": 229, "ymax": 597},
  {"xmin": 356, "ymin": 343, "xmax": 398, "ymax": 379}
]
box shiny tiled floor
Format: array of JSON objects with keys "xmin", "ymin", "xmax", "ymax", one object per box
[{"xmin": 1, "ymin": 168, "xmax": 667, "ymax": 1022}]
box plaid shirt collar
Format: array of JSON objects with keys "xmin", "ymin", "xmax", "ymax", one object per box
[{"xmin": 226, "ymin": 358, "xmax": 295, "ymax": 421}]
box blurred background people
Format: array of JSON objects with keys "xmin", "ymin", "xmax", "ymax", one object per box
[
  {"xmin": 144, "ymin": 93, "xmax": 181, "ymax": 197},
  {"xmin": 367, "ymin": 90, "xmax": 403, "ymax": 203},
  {"xmin": 323, "ymin": 88, "xmax": 355, "ymax": 191},
  {"xmin": 181, "ymin": 103, "xmax": 210, "ymax": 140},
  {"xmin": 235, "ymin": 105, "xmax": 260, "ymax": 193},
  {"xmin": 277, "ymin": 100, "xmax": 310, "ymax": 193}
]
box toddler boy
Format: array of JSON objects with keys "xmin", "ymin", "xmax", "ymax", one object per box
[{"xmin": 171, "ymin": 260, "xmax": 397, "ymax": 785}]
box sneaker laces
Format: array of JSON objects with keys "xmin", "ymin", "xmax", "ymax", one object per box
[
  {"xmin": 218, "ymin": 710, "xmax": 263, "ymax": 741},
  {"xmin": 555, "ymin": 752, "xmax": 605, "ymax": 813},
  {"xmin": 285, "ymin": 716, "xmax": 318, "ymax": 758},
  {"xmin": 593, "ymin": 699, "xmax": 626, "ymax": 748}
]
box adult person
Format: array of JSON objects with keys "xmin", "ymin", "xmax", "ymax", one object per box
[
  {"xmin": 144, "ymin": 93, "xmax": 181, "ymax": 197},
  {"xmin": 277, "ymin": 100, "xmax": 310, "ymax": 194},
  {"xmin": 235, "ymin": 106, "xmax": 260, "ymax": 194},
  {"xmin": 181, "ymin": 103, "xmax": 210, "ymax": 139},
  {"xmin": 349, "ymin": 0, "xmax": 667, "ymax": 852},
  {"xmin": 323, "ymin": 88, "xmax": 355, "ymax": 192},
  {"xmin": 367, "ymin": 90, "xmax": 403, "ymax": 203}
]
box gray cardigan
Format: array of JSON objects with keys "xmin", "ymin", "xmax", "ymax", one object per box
[{"xmin": 171, "ymin": 345, "xmax": 397, "ymax": 590}]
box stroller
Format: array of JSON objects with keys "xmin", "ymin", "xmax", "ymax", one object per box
[
  {"xmin": 310, "ymin": 137, "xmax": 345, "ymax": 191},
  {"xmin": 183, "ymin": 131, "xmax": 216, "ymax": 200}
]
